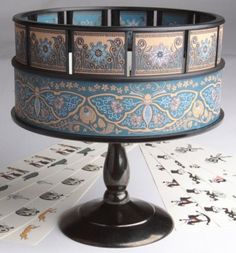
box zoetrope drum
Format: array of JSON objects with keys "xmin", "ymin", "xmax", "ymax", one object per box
[{"xmin": 12, "ymin": 7, "xmax": 225, "ymax": 247}]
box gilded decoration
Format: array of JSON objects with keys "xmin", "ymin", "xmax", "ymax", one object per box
[
  {"xmin": 15, "ymin": 24, "xmax": 27, "ymax": 64},
  {"xmin": 29, "ymin": 27, "xmax": 67, "ymax": 72},
  {"xmin": 133, "ymin": 32, "xmax": 185, "ymax": 76},
  {"xmin": 73, "ymin": 31, "xmax": 126, "ymax": 75},
  {"xmin": 15, "ymin": 69, "xmax": 222, "ymax": 137},
  {"xmin": 217, "ymin": 25, "xmax": 224, "ymax": 64},
  {"xmin": 187, "ymin": 27, "xmax": 217, "ymax": 72}
]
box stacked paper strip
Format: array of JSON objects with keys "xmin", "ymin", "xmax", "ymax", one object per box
[
  {"xmin": 140, "ymin": 140, "xmax": 236, "ymax": 230},
  {"xmin": 0, "ymin": 141, "xmax": 136, "ymax": 245},
  {"xmin": 0, "ymin": 141, "xmax": 107, "ymax": 245}
]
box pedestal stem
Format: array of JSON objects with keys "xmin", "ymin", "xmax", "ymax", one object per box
[{"xmin": 103, "ymin": 143, "xmax": 130, "ymax": 205}]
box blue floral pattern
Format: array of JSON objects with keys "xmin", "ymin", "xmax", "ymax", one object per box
[
  {"xmin": 120, "ymin": 11, "xmax": 147, "ymax": 26},
  {"xmin": 15, "ymin": 68, "xmax": 222, "ymax": 137},
  {"xmin": 134, "ymin": 32, "xmax": 184, "ymax": 75},
  {"xmin": 30, "ymin": 28, "xmax": 67, "ymax": 72},
  {"xmin": 187, "ymin": 28, "xmax": 217, "ymax": 72},
  {"xmin": 73, "ymin": 32, "xmax": 126, "ymax": 75}
]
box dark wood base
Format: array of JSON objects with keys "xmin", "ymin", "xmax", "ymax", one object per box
[{"xmin": 59, "ymin": 198, "xmax": 173, "ymax": 248}]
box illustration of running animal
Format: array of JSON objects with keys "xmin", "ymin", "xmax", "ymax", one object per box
[
  {"xmin": 38, "ymin": 208, "xmax": 57, "ymax": 222},
  {"xmin": 20, "ymin": 225, "xmax": 39, "ymax": 240}
]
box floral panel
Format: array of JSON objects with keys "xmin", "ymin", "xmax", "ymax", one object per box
[
  {"xmin": 15, "ymin": 23, "xmax": 27, "ymax": 65},
  {"xmin": 29, "ymin": 27, "xmax": 67, "ymax": 72},
  {"xmin": 162, "ymin": 12, "xmax": 190, "ymax": 26},
  {"xmin": 73, "ymin": 11, "xmax": 102, "ymax": 26},
  {"xmin": 217, "ymin": 25, "xmax": 224, "ymax": 64},
  {"xmin": 187, "ymin": 27, "xmax": 217, "ymax": 72},
  {"xmin": 133, "ymin": 32, "xmax": 184, "ymax": 76},
  {"xmin": 37, "ymin": 13, "xmax": 58, "ymax": 24},
  {"xmin": 73, "ymin": 31, "xmax": 126, "ymax": 75},
  {"xmin": 15, "ymin": 68, "xmax": 222, "ymax": 137},
  {"xmin": 120, "ymin": 11, "xmax": 147, "ymax": 26}
]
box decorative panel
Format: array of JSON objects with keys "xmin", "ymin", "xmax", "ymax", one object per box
[
  {"xmin": 15, "ymin": 23, "xmax": 27, "ymax": 65},
  {"xmin": 14, "ymin": 68, "xmax": 222, "ymax": 137},
  {"xmin": 29, "ymin": 27, "xmax": 67, "ymax": 72},
  {"xmin": 73, "ymin": 31, "xmax": 126, "ymax": 75},
  {"xmin": 162, "ymin": 12, "xmax": 191, "ymax": 25},
  {"xmin": 217, "ymin": 25, "xmax": 224, "ymax": 64},
  {"xmin": 187, "ymin": 27, "xmax": 217, "ymax": 72},
  {"xmin": 73, "ymin": 11, "xmax": 102, "ymax": 26},
  {"xmin": 133, "ymin": 32, "xmax": 184, "ymax": 76},
  {"xmin": 120, "ymin": 11, "xmax": 147, "ymax": 26},
  {"xmin": 37, "ymin": 13, "xmax": 58, "ymax": 24}
]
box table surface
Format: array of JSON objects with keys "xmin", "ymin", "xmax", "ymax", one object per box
[{"xmin": 0, "ymin": 55, "xmax": 235, "ymax": 253}]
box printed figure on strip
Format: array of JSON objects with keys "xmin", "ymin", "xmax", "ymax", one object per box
[
  {"xmin": 58, "ymin": 144, "xmax": 80, "ymax": 151},
  {"xmin": 0, "ymin": 224, "xmax": 14, "ymax": 233},
  {"xmin": 38, "ymin": 208, "xmax": 57, "ymax": 222},
  {"xmin": 77, "ymin": 147, "xmax": 95, "ymax": 156},
  {"xmin": 163, "ymin": 179, "xmax": 180, "ymax": 187},
  {"xmin": 188, "ymin": 172, "xmax": 202, "ymax": 184},
  {"xmin": 50, "ymin": 147, "xmax": 73, "ymax": 156},
  {"xmin": 204, "ymin": 206, "xmax": 236, "ymax": 221},
  {"xmin": 16, "ymin": 207, "xmax": 40, "ymax": 217},
  {"xmin": 32, "ymin": 155, "xmax": 56, "ymax": 166},
  {"xmin": 48, "ymin": 159, "xmax": 67, "ymax": 168},
  {"xmin": 20, "ymin": 225, "xmax": 39, "ymax": 240},
  {"xmin": 175, "ymin": 144, "xmax": 202, "ymax": 153},
  {"xmin": 39, "ymin": 191, "xmax": 64, "ymax": 201},
  {"xmin": 209, "ymin": 176, "xmax": 226, "ymax": 183},
  {"xmin": 171, "ymin": 197, "xmax": 197, "ymax": 206},
  {"xmin": 0, "ymin": 167, "xmax": 29, "ymax": 180},
  {"xmin": 157, "ymin": 155, "xmax": 169, "ymax": 160},
  {"xmin": 0, "ymin": 185, "xmax": 8, "ymax": 192},
  {"xmin": 23, "ymin": 172, "xmax": 39, "ymax": 181},
  {"xmin": 62, "ymin": 177, "xmax": 85, "ymax": 185},
  {"xmin": 7, "ymin": 193, "xmax": 30, "ymax": 201},
  {"xmin": 205, "ymin": 153, "xmax": 231, "ymax": 163},
  {"xmin": 156, "ymin": 164, "xmax": 165, "ymax": 171},
  {"xmin": 189, "ymin": 164, "xmax": 201, "ymax": 169},
  {"xmin": 37, "ymin": 180, "xmax": 53, "ymax": 186},
  {"xmin": 82, "ymin": 164, "xmax": 101, "ymax": 172},
  {"xmin": 24, "ymin": 159, "xmax": 43, "ymax": 168},
  {"xmin": 171, "ymin": 169, "xmax": 185, "ymax": 175},
  {"xmin": 180, "ymin": 211, "xmax": 211, "ymax": 225}
]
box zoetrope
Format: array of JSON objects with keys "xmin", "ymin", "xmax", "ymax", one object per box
[{"xmin": 11, "ymin": 7, "xmax": 225, "ymax": 247}]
